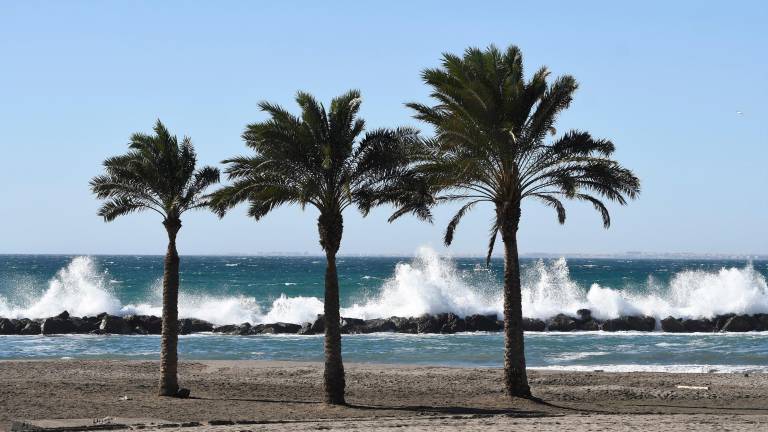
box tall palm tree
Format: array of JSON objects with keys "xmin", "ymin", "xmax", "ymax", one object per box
[
  {"xmin": 407, "ymin": 45, "xmax": 640, "ymax": 398},
  {"xmin": 90, "ymin": 120, "xmax": 220, "ymax": 397},
  {"xmin": 210, "ymin": 90, "xmax": 429, "ymax": 405}
]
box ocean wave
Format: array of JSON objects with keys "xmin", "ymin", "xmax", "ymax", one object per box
[{"xmin": 1, "ymin": 249, "xmax": 767, "ymax": 325}]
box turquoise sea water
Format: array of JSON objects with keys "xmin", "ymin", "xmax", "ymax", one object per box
[{"xmin": 1, "ymin": 251, "xmax": 767, "ymax": 371}]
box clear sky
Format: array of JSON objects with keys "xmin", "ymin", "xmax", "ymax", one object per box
[{"xmin": 1, "ymin": 1, "xmax": 766, "ymax": 256}]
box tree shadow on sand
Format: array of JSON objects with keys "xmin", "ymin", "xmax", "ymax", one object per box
[{"xmin": 190, "ymin": 395, "xmax": 568, "ymax": 418}]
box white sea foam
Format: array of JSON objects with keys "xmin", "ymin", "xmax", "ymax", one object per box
[
  {"xmin": 342, "ymin": 247, "xmax": 500, "ymax": 319},
  {"xmin": 0, "ymin": 256, "xmax": 123, "ymax": 319},
  {"xmin": 530, "ymin": 364, "xmax": 768, "ymax": 373},
  {"xmin": 1, "ymin": 250, "xmax": 767, "ymax": 325}
]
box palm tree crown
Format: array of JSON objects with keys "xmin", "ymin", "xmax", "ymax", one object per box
[
  {"xmin": 90, "ymin": 119, "xmax": 220, "ymax": 226},
  {"xmin": 408, "ymin": 45, "xmax": 640, "ymax": 262},
  {"xmin": 211, "ymin": 90, "xmax": 429, "ymax": 232}
]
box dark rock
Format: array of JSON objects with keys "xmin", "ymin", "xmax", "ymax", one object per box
[
  {"xmin": 578, "ymin": 319, "xmax": 601, "ymax": 331},
  {"xmin": 602, "ymin": 315, "xmax": 656, "ymax": 332},
  {"xmin": 41, "ymin": 316, "xmax": 76, "ymax": 334},
  {"xmin": 465, "ymin": 314, "xmax": 501, "ymax": 332},
  {"xmin": 56, "ymin": 311, "xmax": 70, "ymax": 320},
  {"xmin": 213, "ymin": 324, "xmax": 238, "ymax": 334},
  {"xmin": 547, "ymin": 314, "xmax": 580, "ymax": 331},
  {"xmin": 576, "ymin": 309, "xmax": 592, "ymax": 321},
  {"xmin": 414, "ymin": 314, "xmax": 440, "ymax": 333},
  {"xmin": 754, "ymin": 314, "xmax": 768, "ymax": 331},
  {"xmin": 179, "ymin": 318, "xmax": 214, "ymax": 335},
  {"xmin": 661, "ymin": 316, "xmax": 685, "ymax": 332},
  {"xmin": 522, "ymin": 318, "xmax": 546, "ymax": 332},
  {"xmin": 713, "ymin": 314, "xmax": 736, "ymax": 331},
  {"xmin": 310, "ymin": 315, "xmax": 325, "ymax": 334},
  {"xmin": 19, "ymin": 319, "xmax": 41, "ymax": 335},
  {"xmin": 126, "ymin": 315, "xmax": 162, "ymax": 334},
  {"xmin": 680, "ymin": 318, "xmax": 715, "ymax": 332},
  {"xmin": 72, "ymin": 317, "xmax": 99, "ymax": 333},
  {"xmin": 391, "ymin": 316, "xmax": 417, "ymax": 333},
  {"xmin": 100, "ymin": 315, "xmax": 132, "ymax": 334},
  {"xmin": 436, "ymin": 313, "xmax": 466, "ymax": 333},
  {"xmin": 720, "ymin": 315, "xmax": 757, "ymax": 332},
  {"xmin": 176, "ymin": 388, "xmax": 190, "ymax": 398},
  {"xmin": 208, "ymin": 420, "xmax": 234, "ymax": 426},
  {"xmin": 0, "ymin": 318, "xmax": 19, "ymax": 335},
  {"xmin": 358, "ymin": 318, "xmax": 397, "ymax": 334},
  {"xmin": 212, "ymin": 323, "xmax": 252, "ymax": 335},
  {"xmin": 257, "ymin": 322, "xmax": 301, "ymax": 334},
  {"xmin": 233, "ymin": 323, "xmax": 254, "ymax": 335},
  {"xmin": 340, "ymin": 317, "xmax": 366, "ymax": 334},
  {"xmin": 297, "ymin": 322, "xmax": 314, "ymax": 335}
]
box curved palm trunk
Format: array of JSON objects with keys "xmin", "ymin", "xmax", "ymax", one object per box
[
  {"xmin": 500, "ymin": 216, "xmax": 531, "ymax": 398},
  {"xmin": 318, "ymin": 212, "xmax": 345, "ymax": 405},
  {"xmin": 159, "ymin": 218, "xmax": 181, "ymax": 397}
]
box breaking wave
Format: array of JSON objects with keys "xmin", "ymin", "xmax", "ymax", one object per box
[{"xmin": 1, "ymin": 249, "xmax": 767, "ymax": 325}]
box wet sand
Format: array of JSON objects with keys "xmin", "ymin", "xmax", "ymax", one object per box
[{"xmin": 1, "ymin": 360, "xmax": 767, "ymax": 431}]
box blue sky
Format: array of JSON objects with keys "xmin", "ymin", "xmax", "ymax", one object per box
[{"xmin": 1, "ymin": 1, "xmax": 766, "ymax": 256}]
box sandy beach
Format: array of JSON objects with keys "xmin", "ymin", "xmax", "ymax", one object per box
[{"xmin": 1, "ymin": 360, "xmax": 767, "ymax": 431}]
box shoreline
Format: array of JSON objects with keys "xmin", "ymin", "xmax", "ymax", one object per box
[{"xmin": 2, "ymin": 360, "xmax": 768, "ymax": 431}]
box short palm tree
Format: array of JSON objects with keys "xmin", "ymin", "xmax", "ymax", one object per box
[
  {"xmin": 90, "ymin": 120, "xmax": 220, "ymax": 397},
  {"xmin": 210, "ymin": 90, "xmax": 428, "ymax": 404},
  {"xmin": 407, "ymin": 45, "xmax": 640, "ymax": 398}
]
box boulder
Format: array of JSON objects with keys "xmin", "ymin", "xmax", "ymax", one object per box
[
  {"xmin": 602, "ymin": 315, "xmax": 655, "ymax": 332},
  {"xmin": 415, "ymin": 314, "xmax": 440, "ymax": 333},
  {"xmin": 297, "ymin": 322, "xmax": 314, "ymax": 335},
  {"xmin": 41, "ymin": 315, "xmax": 76, "ymax": 335},
  {"xmin": 522, "ymin": 318, "xmax": 546, "ymax": 332},
  {"xmin": 56, "ymin": 311, "xmax": 70, "ymax": 320},
  {"xmin": 99, "ymin": 315, "xmax": 132, "ymax": 334},
  {"xmin": 126, "ymin": 315, "xmax": 163, "ymax": 334},
  {"xmin": 576, "ymin": 309, "xmax": 593, "ymax": 321},
  {"xmin": 72, "ymin": 317, "xmax": 100, "ymax": 333},
  {"xmin": 179, "ymin": 318, "xmax": 214, "ymax": 335},
  {"xmin": 391, "ymin": 316, "xmax": 418, "ymax": 333},
  {"xmin": 578, "ymin": 319, "xmax": 601, "ymax": 331},
  {"xmin": 547, "ymin": 314, "xmax": 580, "ymax": 331},
  {"xmin": 435, "ymin": 313, "xmax": 466, "ymax": 333},
  {"xmin": 720, "ymin": 315, "xmax": 757, "ymax": 332},
  {"xmin": 465, "ymin": 314, "xmax": 501, "ymax": 332},
  {"xmin": 340, "ymin": 317, "xmax": 366, "ymax": 334},
  {"xmin": 713, "ymin": 314, "xmax": 736, "ymax": 331},
  {"xmin": 680, "ymin": 318, "xmax": 715, "ymax": 332},
  {"xmin": 213, "ymin": 323, "xmax": 252, "ymax": 335},
  {"xmin": 257, "ymin": 322, "xmax": 301, "ymax": 334},
  {"xmin": 754, "ymin": 314, "xmax": 768, "ymax": 331},
  {"xmin": 310, "ymin": 315, "xmax": 325, "ymax": 334},
  {"xmin": 0, "ymin": 318, "xmax": 19, "ymax": 335},
  {"xmin": 19, "ymin": 319, "xmax": 41, "ymax": 335},
  {"xmin": 359, "ymin": 318, "xmax": 397, "ymax": 334},
  {"xmin": 661, "ymin": 316, "xmax": 685, "ymax": 332}
]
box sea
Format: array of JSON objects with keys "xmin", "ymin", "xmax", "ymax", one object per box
[{"xmin": 1, "ymin": 248, "xmax": 767, "ymax": 373}]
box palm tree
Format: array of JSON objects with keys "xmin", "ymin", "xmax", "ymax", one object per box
[
  {"xmin": 407, "ymin": 45, "xmax": 640, "ymax": 398},
  {"xmin": 210, "ymin": 90, "xmax": 429, "ymax": 404},
  {"xmin": 90, "ymin": 120, "xmax": 220, "ymax": 397}
]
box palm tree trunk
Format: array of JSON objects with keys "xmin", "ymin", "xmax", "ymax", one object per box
[
  {"xmin": 500, "ymin": 218, "xmax": 531, "ymax": 398},
  {"xmin": 318, "ymin": 212, "xmax": 345, "ymax": 405},
  {"xmin": 159, "ymin": 218, "xmax": 181, "ymax": 397}
]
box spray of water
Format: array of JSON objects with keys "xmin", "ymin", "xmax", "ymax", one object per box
[{"xmin": 1, "ymin": 249, "xmax": 767, "ymax": 324}]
